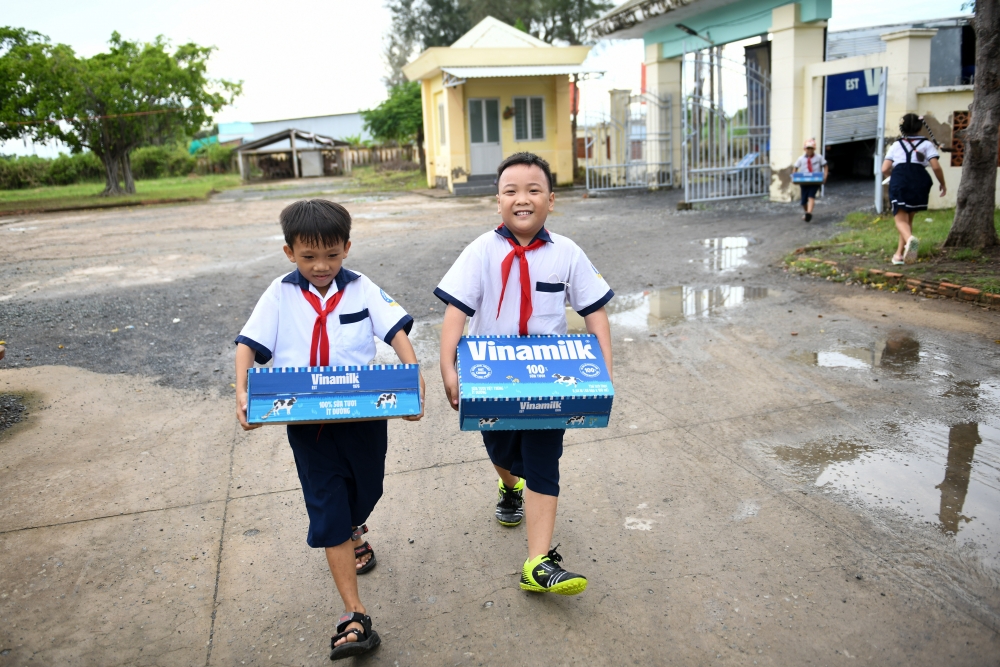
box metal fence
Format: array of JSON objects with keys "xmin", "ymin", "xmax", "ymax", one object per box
[
  {"xmin": 582, "ymin": 91, "xmax": 673, "ymax": 192},
  {"xmin": 682, "ymin": 48, "xmax": 770, "ymax": 203}
]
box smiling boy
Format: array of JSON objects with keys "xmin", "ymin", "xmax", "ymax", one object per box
[
  {"xmin": 235, "ymin": 199, "xmax": 424, "ymax": 660},
  {"xmin": 435, "ymin": 152, "xmax": 614, "ymax": 595}
]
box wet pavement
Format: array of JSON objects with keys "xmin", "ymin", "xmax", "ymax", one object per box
[{"xmin": 1, "ymin": 179, "xmax": 999, "ymax": 665}]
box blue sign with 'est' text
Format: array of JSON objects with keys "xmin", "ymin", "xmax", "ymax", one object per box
[{"xmin": 826, "ymin": 69, "xmax": 880, "ymax": 112}]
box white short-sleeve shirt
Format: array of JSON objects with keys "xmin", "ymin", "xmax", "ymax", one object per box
[
  {"xmin": 434, "ymin": 225, "xmax": 614, "ymax": 336},
  {"xmin": 236, "ymin": 268, "xmax": 413, "ymax": 368},
  {"xmin": 793, "ymin": 153, "xmax": 827, "ymax": 173},
  {"xmin": 886, "ymin": 137, "xmax": 939, "ymax": 167}
]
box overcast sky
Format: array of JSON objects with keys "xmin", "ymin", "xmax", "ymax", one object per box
[{"xmin": 2, "ymin": 0, "xmax": 970, "ymax": 155}]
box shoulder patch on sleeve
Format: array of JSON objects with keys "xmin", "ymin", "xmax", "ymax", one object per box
[
  {"xmin": 592, "ymin": 264, "xmax": 603, "ymax": 280},
  {"xmin": 380, "ymin": 288, "xmax": 400, "ymax": 306}
]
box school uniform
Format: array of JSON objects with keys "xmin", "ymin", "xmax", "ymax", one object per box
[
  {"xmin": 434, "ymin": 225, "xmax": 613, "ymax": 496},
  {"xmin": 793, "ymin": 153, "xmax": 826, "ymax": 206},
  {"xmin": 236, "ymin": 267, "xmax": 413, "ymax": 548},
  {"xmin": 886, "ymin": 137, "xmax": 938, "ymax": 214}
]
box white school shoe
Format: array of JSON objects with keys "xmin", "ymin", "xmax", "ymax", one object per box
[{"xmin": 903, "ymin": 236, "xmax": 920, "ymax": 264}]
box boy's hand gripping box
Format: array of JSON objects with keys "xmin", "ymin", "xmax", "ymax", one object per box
[
  {"xmin": 247, "ymin": 364, "xmax": 421, "ymax": 424},
  {"xmin": 457, "ymin": 334, "xmax": 614, "ymax": 431},
  {"xmin": 791, "ymin": 173, "xmax": 824, "ymax": 184}
]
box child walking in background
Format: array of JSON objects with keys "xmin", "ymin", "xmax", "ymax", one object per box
[
  {"xmin": 882, "ymin": 113, "xmax": 947, "ymax": 265},
  {"xmin": 235, "ymin": 199, "xmax": 424, "ymax": 660},
  {"xmin": 794, "ymin": 138, "xmax": 828, "ymax": 222},
  {"xmin": 435, "ymin": 152, "xmax": 614, "ymax": 596}
]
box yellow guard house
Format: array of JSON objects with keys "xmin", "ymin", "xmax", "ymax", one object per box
[{"xmin": 403, "ymin": 17, "xmax": 593, "ymax": 195}]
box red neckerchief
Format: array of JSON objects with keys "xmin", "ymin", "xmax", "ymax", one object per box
[
  {"xmin": 496, "ymin": 227, "xmax": 547, "ymax": 335},
  {"xmin": 806, "ymin": 154, "xmax": 813, "ymax": 173},
  {"xmin": 300, "ymin": 287, "xmax": 345, "ymax": 366}
]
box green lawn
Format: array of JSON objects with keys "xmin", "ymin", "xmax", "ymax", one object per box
[
  {"xmin": 342, "ymin": 165, "xmax": 426, "ymax": 193},
  {"xmin": 787, "ymin": 209, "xmax": 1000, "ymax": 294},
  {"xmin": 0, "ymin": 174, "xmax": 242, "ymax": 214}
]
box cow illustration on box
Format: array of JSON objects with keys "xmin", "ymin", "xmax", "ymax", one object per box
[
  {"xmin": 375, "ymin": 392, "xmax": 397, "ymax": 409},
  {"xmin": 552, "ymin": 373, "xmax": 580, "ymax": 386},
  {"xmin": 566, "ymin": 416, "xmax": 585, "ymax": 425},
  {"xmin": 479, "ymin": 417, "xmax": 500, "ymax": 427},
  {"xmin": 261, "ymin": 397, "xmax": 297, "ymax": 420}
]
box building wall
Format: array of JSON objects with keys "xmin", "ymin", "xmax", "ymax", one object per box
[
  {"xmin": 247, "ymin": 113, "xmax": 368, "ymax": 144},
  {"xmin": 915, "ymin": 86, "xmax": 1000, "ymax": 209}
]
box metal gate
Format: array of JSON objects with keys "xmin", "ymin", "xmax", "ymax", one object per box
[
  {"xmin": 682, "ymin": 47, "xmax": 770, "ymax": 202},
  {"xmin": 582, "ymin": 91, "xmax": 672, "ymax": 192}
]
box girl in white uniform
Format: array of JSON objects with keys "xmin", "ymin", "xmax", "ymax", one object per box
[{"xmin": 882, "ymin": 114, "xmax": 947, "ymax": 265}]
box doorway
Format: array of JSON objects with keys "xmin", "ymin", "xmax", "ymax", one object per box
[{"xmin": 468, "ymin": 98, "xmax": 502, "ymax": 176}]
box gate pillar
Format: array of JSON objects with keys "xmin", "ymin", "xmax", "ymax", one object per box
[
  {"xmin": 644, "ymin": 46, "xmax": 683, "ymax": 186},
  {"xmin": 769, "ymin": 3, "xmax": 826, "ymax": 202}
]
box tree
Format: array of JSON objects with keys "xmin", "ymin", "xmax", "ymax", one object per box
[
  {"xmin": 1, "ymin": 29, "xmax": 240, "ymax": 196},
  {"xmin": 945, "ymin": 0, "xmax": 1000, "ymax": 249},
  {"xmin": 361, "ymin": 80, "xmax": 425, "ymax": 169}
]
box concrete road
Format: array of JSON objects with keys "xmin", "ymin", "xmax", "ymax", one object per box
[{"xmin": 1, "ymin": 183, "xmax": 998, "ymax": 666}]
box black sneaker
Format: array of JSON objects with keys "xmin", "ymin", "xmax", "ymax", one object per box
[
  {"xmin": 520, "ymin": 546, "xmax": 588, "ymax": 595},
  {"xmin": 495, "ymin": 478, "xmax": 524, "ymax": 526}
]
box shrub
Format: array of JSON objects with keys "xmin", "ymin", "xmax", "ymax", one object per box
[
  {"xmin": 0, "ymin": 155, "xmax": 51, "ymax": 189},
  {"xmin": 47, "ymin": 152, "xmax": 104, "ymax": 185},
  {"xmin": 196, "ymin": 142, "xmax": 234, "ymax": 174},
  {"xmin": 130, "ymin": 145, "xmax": 196, "ymax": 178}
]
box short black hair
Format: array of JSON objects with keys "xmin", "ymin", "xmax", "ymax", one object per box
[
  {"xmin": 900, "ymin": 113, "xmax": 923, "ymax": 135},
  {"xmin": 280, "ymin": 199, "xmax": 351, "ymax": 248},
  {"xmin": 496, "ymin": 152, "xmax": 553, "ymax": 192}
]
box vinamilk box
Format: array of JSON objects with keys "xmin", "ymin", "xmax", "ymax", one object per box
[
  {"xmin": 246, "ymin": 364, "xmax": 420, "ymax": 424},
  {"xmin": 457, "ymin": 334, "xmax": 614, "ymax": 431}
]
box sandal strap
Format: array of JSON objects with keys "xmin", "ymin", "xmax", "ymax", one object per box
[
  {"xmin": 350, "ymin": 524, "xmax": 368, "ymax": 541},
  {"xmin": 336, "ymin": 611, "xmax": 372, "ymax": 636},
  {"xmin": 354, "ymin": 541, "xmax": 373, "ymax": 557},
  {"xmin": 330, "ymin": 628, "xmax": 362, "ymax": 648}
]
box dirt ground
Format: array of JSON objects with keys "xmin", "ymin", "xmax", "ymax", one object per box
[{"xmin": 1, "ymin": 182, "xmax": 998, "ymax": 666}]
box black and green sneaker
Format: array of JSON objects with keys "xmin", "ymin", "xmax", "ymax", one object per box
[
  {"xmin": 520, "ymin": 546, "xmax": 587, "ymax": 595},
  {"xmin": 495, "ymin": 477, "xmax": 525, "ymax": 526}
]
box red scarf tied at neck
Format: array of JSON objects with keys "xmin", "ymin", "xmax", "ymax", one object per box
[
  {"xmin": 496, "ymin": 230, "xmax": 547, "ymax": 335},
  {"xmin": 300, "ymin": 287, "xmax": 344, "ymax": 366}
]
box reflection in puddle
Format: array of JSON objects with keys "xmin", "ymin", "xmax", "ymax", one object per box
[
  {"xmin": 794, "ymin": 332, "xmax": 926, "ymax": 372},
  {"xmin": 701, "ymin": 237, "xmax": 756, "ymax": 271},
  {"xmin": 567, "ymin": 286, "xmax": 769, "ymax": 333},
  {"xmin": 774, "ymin": 422, "xmax": 1000, "ymax": 558}
]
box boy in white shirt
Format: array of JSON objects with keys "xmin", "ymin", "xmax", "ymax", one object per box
[
  {"xmin": 235, "ymin": 199, "xmax": 424, "ymax": 660},
  {"xmin": 436, "ymin": 152, "xmax": 614, "ymax": 595},
  {"xmin": 793, "ymin": 138, "xmax": 828, "ymax": 222}
]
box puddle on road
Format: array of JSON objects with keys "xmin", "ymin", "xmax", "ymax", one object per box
[
  {"xmin": 567, "ymin": 285, "xmax": 770, "ymax": 333},
  {"xmin": 774, "ymin": 421, "xmax": 1000, "ymax": 560},
  {"xmin": 700, "ymin": 236, "xmax": 757, "ymax": 271},
  {"xmin": 791, "ymin": 332, "xmax": 935, "ymax": 375}
]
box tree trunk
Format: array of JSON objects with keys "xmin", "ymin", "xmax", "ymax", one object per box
[
  {"xmin": 99, "ymin": 151, "xmax": 124, "ymax": 196},
  {"xmin": 121, "ymin": 152, "xmax": 136, "ymax": 194},
  {"xmin": 945, "ymin": 0, "xmax": 1000, "ymax": 249},
  {"xmin": 416, "ymin": 125, "xmax": 426, "ymax": 173}
]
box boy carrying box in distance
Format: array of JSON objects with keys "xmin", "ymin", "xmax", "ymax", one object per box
[
  {"xmin": 435, "ymin": 152, "xmax": 614, "ymax": 595},
  {"xmin": 794, "ymin": 138, "xmax": 828, "ymax": 222},
  {"xmin": 234, "ymin": 199, "xmax": 424, "ymax": 660}
]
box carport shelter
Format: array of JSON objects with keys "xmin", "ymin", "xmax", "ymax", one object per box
[
  {"xmin": 236, "ymin": 129, "xmax": 349, "ymax": 181},
  {"xmin": 403, "ymin": 17, "xmax": 598, "ymax": 195}
]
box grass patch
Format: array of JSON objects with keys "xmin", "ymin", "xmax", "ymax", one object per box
[
  {"xmin": 785, "ymin": 208, "xmax": 1000, "ymax": 296},
  {"xmin": 0, "ymin": 174, "xmax": 242, "ymax": 214},
  {"xmin": 342, "ymin": 165, "xmax": 426, "ymax": 193}
]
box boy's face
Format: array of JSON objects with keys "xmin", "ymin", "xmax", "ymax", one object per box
[
  {"xmin": 496, "ymin": 164, "xmax": 555, "ymax": 242},
  {"xmin": 283, "ymin": 237, "xmax": 351, "ymax": 293}
]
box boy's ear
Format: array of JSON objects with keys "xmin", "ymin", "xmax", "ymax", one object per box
[
  {"xmin": 547, "ymin": 190, "xmax": 555, "ymax": 211},
  {"xmin": 342, "ymin": 240, "xmax": 352, "ymax": 258},
  {"xmin": 496, "ymin": 194, "xmax": 501, "ymax": 215},
  {"xmin": 283, "ymin": 244, "xmax": 295, "ymax": 263}
]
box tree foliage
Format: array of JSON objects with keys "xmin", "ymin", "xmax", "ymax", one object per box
[
  {"xmin": 362, "ymin": 81, "xmax": 423, "ymax": 145},
  {"xmin": 0, "ymin": 28, "xmax": 240, "ymax": 196}
]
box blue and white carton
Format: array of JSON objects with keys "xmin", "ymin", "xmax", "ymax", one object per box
[
  {"xmin": 247, "ymin": 364, "xmax": 421, "ymax": 424},
  {"xmin": 457, "ymin": 335, "xmax": 614, "ymax": 431},
  {"xmin": 791, "ymin": 172, "xmax": 824, "ymax": 184}
]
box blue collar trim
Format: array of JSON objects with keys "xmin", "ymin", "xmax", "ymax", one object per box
[
  {"xmin": 495, "ymin": 225, "xmax": 552, "ymax": 246},
  {"xmin": 282, "ymin": 267, "xmax": 360, "ymax": 292}
]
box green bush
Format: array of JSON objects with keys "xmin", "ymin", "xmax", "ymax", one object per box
[
  {"xmin": 130, "ymin": 145, "xmax": 197, "ymax": 179},
  {"xmin": 196, "ymin": 142, "xmax": 234, "ymax": 174},
  {"xmin": 48, "ymin": 152, "xmax": 104, "ymax": 185},
  {"xmin": 0, "ymin": 155, "xmax": 51, "ymax": 189},
  {"xmin": 0, "ymin": 152, "xmax": 106, "ymax": 189}
]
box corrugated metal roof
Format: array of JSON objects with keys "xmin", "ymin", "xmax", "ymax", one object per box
[{"xmin": 440, "ymin": 65, "xmax": 603, "ymax": 78}]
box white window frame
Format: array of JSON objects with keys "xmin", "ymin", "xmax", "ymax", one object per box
[{"xmin": 513, "ymin": 96, "xmax": 545, "ymax": 141}]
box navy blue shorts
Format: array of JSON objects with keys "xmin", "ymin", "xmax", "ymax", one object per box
[
  {"xmin": 286, "ymin": 420, "xmax": 387, "ymax": 548},
  {"xmin": 800, "ymin": 184, "xmax": 819, "ymax": 206},
  {"xmin": 481, "ymin": 429, "xmax": 564, "ymax": 497}
]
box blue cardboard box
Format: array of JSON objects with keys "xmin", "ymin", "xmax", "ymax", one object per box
[
  {"xmin": 247, "ymin": 364, "xmax": 421, "ymax": 424},
  {"xmin": 791, "ymin": 173, "xmax": 824, "ymax": 184},
  {"xmin": 457, "ymin": 334, "xmax": 614, "ymax": 431}
]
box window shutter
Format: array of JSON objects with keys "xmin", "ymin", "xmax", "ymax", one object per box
[
  {"xmin": 514, "ymin": 98, "xmax": 528, "ymax": 140},
  {"xmin": 530, "ymin": 97, "xmax": 544, "ymax": 139}
]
